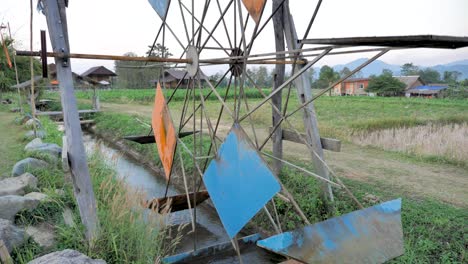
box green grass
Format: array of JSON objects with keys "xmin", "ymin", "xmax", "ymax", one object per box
[
  {"xmin": 0, "ymin": 110, "xmax": 25, "ymax": 177},
  {"xmin": 92, "ymin": 110, "xmax": 467, "ymax": 263},
  {"xmin": 252, "ymin": 163, "xmax": 467, "ymax": 263},
  {"xmin": 46, "ymin": 87, "xmax": 271, "ymax": 105},
  {"xmin": 0, "ymin": 108, "xmax": 168, "ymax": 263},
  {"xmin": 66, "ymin": 88, "xmax": 468, "ymax": 136}
]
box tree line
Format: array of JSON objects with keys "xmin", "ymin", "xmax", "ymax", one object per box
[
  {"xmin": 113, "ymin": 44, "xmax": 171, "ymax": 89},
  {"xmin": 0, "ymin": 36, "xmax": 42, "ymax": 92}
]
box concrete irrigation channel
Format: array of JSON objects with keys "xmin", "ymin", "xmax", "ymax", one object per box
[{"xmin": 82, "ymin": 131, "xmax": 283, "ymax": 263}]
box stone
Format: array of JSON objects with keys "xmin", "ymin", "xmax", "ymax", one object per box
[
  {"xmin": 0, "ymin": 219, "xmax": 26, "ymax": 253},
  {"xmin": 54, "ymin": 189, "xmax": 65, "ymax": 196},
  {"xmin": 363, "ymin": 193, "xmax": 380, "ymax": 204},
  {"xmin": 0, "ymin": 173, "xmax": 38, "ymax": 196},
  {"xmin": 26, "ymin": 143, "xmax": 62, "ymax": 158},
  {"xmin": 25, "ymin": 138, "xmax": 43, "ymax": 150},
  {"xmin": 27, "ymin": 249, "xmax": 106, "ymax": 264},
  {"xmin": 0, "ymin": 195, "xmax": 40, "ymax": 221},
  {"xmin": 25, "ymin": 223, "xmax": 55, "ymax": 250},
  {"xmin": 10, "ymin": 107, "xmax": 21, "ymax": 113},
  {"xmin": 24, "ymin": 192, "xmax": 49, "ymax": 202},
  {"xmin": 12, "ymin": 158, "xmax": 49, "ymax": 177},
  {"xmin": 24, "ymin": 130, "xmax": 47, "ymax": 140},
  {"xmin": 62, "ymin": 208, "xmax": 75, "ymax": 227},
  {"xmin": 25, "ymin": 118, "xmax": 42, "ymax": 129}
]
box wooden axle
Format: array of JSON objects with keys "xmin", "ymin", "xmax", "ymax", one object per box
[
  {"xmin": 16, "ymin": 50, "xmax": 307, "ymax": 65},
  {"xmin": 16, "ymin": 50, "xmax": 192, "ymax": 64}
]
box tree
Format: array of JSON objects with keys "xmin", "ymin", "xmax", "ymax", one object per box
[
  {"xmin": 210, "ymin": 70, "xmax": 228, "ymax": 87},
  {"xmin": 114, "ymin": 44, "xmax": 171, "ymax": 88},
  {"xmin": 306, "ymin": 68, "xmax": 315, "ymax": 85},
  {"xmin": 401, "ymin": 63, "xmax": 420, "ymax": 76},
  {"xmin": 443, "ymin": 71, "xmax": 462, "ymax": 84},
  {"xmin": 247, "ymin": 66, "xmax": 272, "ymax": 88},
  {"xmin": 461, "ymin": 79, "xmax": 468, "ymax": 86},
  {"xmin": 316, "ymin": 65, "xmax": 339, "ymax": 95},
  {"xmin": 146, "ymin": 43, "xmax": 172, "ymax": 58},
  {"xmin": 419, "ymin": 68, "xmax": 441, "ymax": 83},
  {"xmin": 339, "ymin": 67, "xmax": 351, "ymax": 78},
  {"xmin": 0, "ymin": 35, "xmax": 41, "ymax": 92},
  {"xmin": 366, "ymin": 70, "xmax": 406, "ymax": 96}
]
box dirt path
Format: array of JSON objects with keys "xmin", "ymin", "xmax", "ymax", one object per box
[{"xmin": 100, "ymin": 102, "xmax": 468, "ymax": 208}]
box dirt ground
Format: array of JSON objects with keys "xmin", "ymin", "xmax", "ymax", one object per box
[{"xmin": 101, "ymin": 102, "xmax": 468, "ymax": 208}]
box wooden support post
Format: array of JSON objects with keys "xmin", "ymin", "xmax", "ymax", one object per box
[
  {"xmin": 280, "ymin": 0, "xmax": 335, "ymax": 213},
  {"xmin": 271, "ymin": 0, "xmax": 285, "ymax": 174},
  {"xmin": 269, "ymin": 128, "xmax": 341, "ymax": 152},
  {"xmin": 43, "ymin": 0, "xmax": 98, "ymax": 242}
]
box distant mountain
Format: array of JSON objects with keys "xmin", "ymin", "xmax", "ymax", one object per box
[
  {"xmin": 325, "ymin": 58, "xmax": 468, "ymax": 79},
  {"xmin": 332, "ymin": 58, "xmax": 401, "ymax": 77}
]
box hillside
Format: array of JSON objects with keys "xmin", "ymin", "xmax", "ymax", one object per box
[{"xmin": 327, "ymin": 58, "xmax": 468, "ymax": 79}]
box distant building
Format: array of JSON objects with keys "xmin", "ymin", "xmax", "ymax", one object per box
[
  {"xmin": 81, "ymin": 66, "xmax": 117, "ymax": 85},
  {"xmin": 393, "ymin": 75, "xmax": 425, "ymax": 91},
  {"xmin": 333, "ymin": 78, "xmax": 370, "ymax": 96},
  {"xmin": 406, "ymin": 84, "xmax": 448, "ymax": 98},
  {"xmin": 48, "ymin": 63, "xmax": 99, "ymax": 88},
  {"xmin": 152, "ymin": 69, "xmax": 210, "ymax": 88}
]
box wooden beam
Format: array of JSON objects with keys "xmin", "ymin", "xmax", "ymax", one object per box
[
  {"xmin": 269, "ymin": 128, "xmax": 341, "ymax": 152},
  {"xmin": 43, "ymin": 0, "xmax": 98, "ymax": 242},
  {"xmin": 61, "ymin": 136, "xmax": 69, "ymax": 172},
  {"xmin": 57, "ymin": 120, "xmax": 95, "ymax": 126},
  {"xmin": 271, "ymin": 0, "xmax": 285, "ymax": 174},
  {"xmin": 281, "ymin": 1, "xmax": 334, "ymax": 212},
  {"xmin": 300, "ymin": 35, "xmax": 468, "ymax": 49},
  {"xmin": 36, "ymin": 109, "xmax": 99, "ymax": 116}
]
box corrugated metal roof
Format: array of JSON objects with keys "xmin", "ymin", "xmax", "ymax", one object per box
[
  {"xmin": 81, "ymin": 66, "xmax": 117, "ymax": 77},
  {"xmin": 151, "ymin": 69, "xmax": 209, "ymax": 84},
  {"xmin": 342, "ymin": 78, "xmax": 370, "ymax": 83},
  {"xmin": 407, "ymin": 85, "xmax": 448, "ymax": 94}
]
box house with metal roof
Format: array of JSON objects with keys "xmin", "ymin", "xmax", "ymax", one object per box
[
  {"xmin": 81, "ymin": 66, "xmax": 117, "ymax": 85},
  {"xmin": 393, "ymin": 75, "xmax": 425, "ymax": 91},
  {"xmin": 406, "ymin": 84, "xmax": 449, "ymax": 98},
  {"xmin": 151, "ymin": 69, "xmax": 210, "ymax": 88}
]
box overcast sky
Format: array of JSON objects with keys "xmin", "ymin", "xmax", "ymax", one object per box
[{"xmin": 1, "ymin": 0, "xmax": 467, "ymax": 75}]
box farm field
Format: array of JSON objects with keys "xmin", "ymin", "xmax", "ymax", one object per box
[
  {"xmin": 42, "ymin": 89, "xmax": 468, "ymax": 205},
  {"xmin": 2, "ymin": 91, "xmax": 467, "ymax": 263}
]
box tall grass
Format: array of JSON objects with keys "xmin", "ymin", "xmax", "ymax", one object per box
[
  {"xmin": 62, "ymin": 87, "xmax": 271, "ymax": 104},
  {"xmin": 55, "ymin": 153, "xmax": 179, "ymax": 263},
  {"xmin": 10, "ymin": 114, "xmax": 173, "ymax": 263},
  {"xmin": 352, "ymin": 123, "xmax": 468, "ymax": 166}
]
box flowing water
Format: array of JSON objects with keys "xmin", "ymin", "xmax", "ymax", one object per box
[{"xmin": 83, "ymin": 133, "xmax": 278, "ymax": 263}]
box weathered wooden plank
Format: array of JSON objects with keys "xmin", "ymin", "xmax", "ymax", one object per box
[
  {"xmin": 300, "ymin": 35, "xmax": 468, "ymax": 49},
  {"xmin": 143, "ymin": 191, "xmax": 210, "ymax": 214},
  {"xmin": 43, "ymin": 0, "xmax": 98, "ymax": 242},
  {"xmin": 61, "ymin": 136, "xmax": 69, "ymax": 173},
  {"xmin": 123, "ymin": 131, "xmax": 199, "ymax": 144},
  {"xmin": 36, "ymin": 109, "xmax": 99, "ymax": 116},
  {"xmin": 271, "ymin": 0, "xmax": 285, "ymax": 173},
  {"xmin": 57, "ymin": 119, "xmax": 95, "ymax": 126},
  {"xmin": 269, "ymin": 128, "xmax": 341, "ymax": 152}
]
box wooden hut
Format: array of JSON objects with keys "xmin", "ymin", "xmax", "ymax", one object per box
[{"xmin": 153, "ymin": 69, "xmax": 210, "ymax": 88}]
